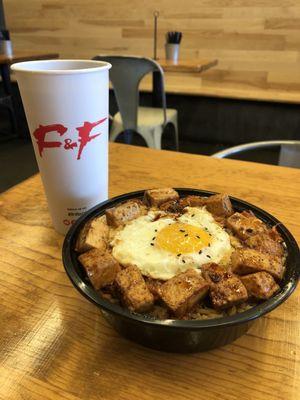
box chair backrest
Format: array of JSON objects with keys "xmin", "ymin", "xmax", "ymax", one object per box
[
  {"xmin": 93, "ymin": 55, "xmax": 167, "ymax": 132},
  {"xmin": 212, "ymin": 140, "xmax": 300, "ymax": 168}
]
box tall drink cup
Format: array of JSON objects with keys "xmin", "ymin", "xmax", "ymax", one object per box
[{"xmin": 11, "ymin": 59, "xmax": 111, "ymax": 234}]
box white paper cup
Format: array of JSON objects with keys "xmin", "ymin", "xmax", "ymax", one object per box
[{"xmin": 11, "ymin": 59, "xmax": 111, "ymax": 234}]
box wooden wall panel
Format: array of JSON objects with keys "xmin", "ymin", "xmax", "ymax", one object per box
[{"xmin": 4, "ymin": 0, "xmax": 300, "ymax": 102}]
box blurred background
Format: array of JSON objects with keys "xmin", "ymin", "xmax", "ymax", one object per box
[{"xmin": 1, "ymin": 0, "xmax": 300, "ymax": 191}]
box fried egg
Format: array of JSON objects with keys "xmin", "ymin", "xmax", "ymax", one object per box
[{"xmin": 111, "ymin": 207, "xmax": 232, "ymax": 280}]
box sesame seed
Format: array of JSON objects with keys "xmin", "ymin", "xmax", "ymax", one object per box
[
  {"xmin": 184, "ymin": 234, "xmax": 188, "ymax": 237},
  {"xmin": 206, "ymin": 255, "xmax": 211, "ymax": 258},
  {"xmin": 152, "ymin": 236, "xmax": 156, "ymax": 240},
  {"xmin": 191, "ymin": 214, "xmax": 195, "ymax": 217},
  {"xmin": 199, "ymin": 250, "xmax": 202, "ymax": 254},
  {"xmin": 154, "ymin": 229, "xmax": 157, "ymax": 232},
  {"xmin": 177, "ymin": 253, "xmax": 181, "ymax": 257},
  {"xmin": 179, "ymin": 229, "xmax": 185, "ymax": 232},
  {"xmin": 182, "ymin": 260, "xmax": 186, "ymax": 263},
  {"xmin": 196, "ymin": 235, "xmax": 200, "ymax": 239},
  {"xmin": 208, "ymin": 243, "xmax": 211, "ymax": 247},
  {"xmin": 150, "ymin": 243, "xmax": 154, "ymax": 246}
]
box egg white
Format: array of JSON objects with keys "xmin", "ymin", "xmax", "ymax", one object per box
[{"xmin": 111, "ymin": 207, "xmax": 232, "ymax": 280}]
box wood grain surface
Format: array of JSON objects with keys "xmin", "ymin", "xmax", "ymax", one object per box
[
  {"xmin": 4, "ymin": 0, "xmax": 300, "ymax": 103},
  {"xmin": 0, "ymin": 143, "xmax": 300, "ymax": 400},
  {"xmin": 0, "ymin": 51, "xmax": 59, "ymax": 65},
  {"xmin": 157, "ymin": 58, "xmax": 218, "ymax": 73}
]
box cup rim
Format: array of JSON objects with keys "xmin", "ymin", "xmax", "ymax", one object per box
[{"xmin": 10, "ymin": 59, "xmax": 112, "ymax": 75}]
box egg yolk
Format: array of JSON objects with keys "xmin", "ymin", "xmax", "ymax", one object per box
[{"xmin": 155, "ymin": 222, "xmax": 211, "ymax": 254}]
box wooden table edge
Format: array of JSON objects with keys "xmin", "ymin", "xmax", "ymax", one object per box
[{"xmin": 0, "ymin": 53, "xmax": 59, "ymax": 65}]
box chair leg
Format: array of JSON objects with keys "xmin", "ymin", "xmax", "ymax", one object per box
[
  {"xmin": 138, "ymin": 127, "xmax": 162, "ymax": 149},
  {"xmin": 110, "ymin": 122, "xmax": 123, "ymax": 142},
  {"xmin": 153, "ymin": 126, "xmax": 163, "ymax": 150},
  {"xmin": 143, "ymin": 132, "xmax": 155, "ymax": 148},
  {"xmin": 172, "ymin": 119, "xmax": 179, "ymax": 151},
  {"xmin": 123, "ymin": 129, "xmax": 134, "ymax": 144}
]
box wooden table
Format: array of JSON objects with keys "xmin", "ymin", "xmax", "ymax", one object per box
[
  {"xmin": 0, "ymin": 51, "xmax": 59, "ymax": 140},
  {"xmin": 0, "ymin": 143, "xmax": 299, "ymax": 400},
  {"xmin": 158, "ymin": 58, "xmax": 218, "ymax": 74},
  {"xmin": 152, "ymin": 58, "xmax": 218, "ymax": 107},
  {"xmin": 0, "ymin": 51, "xmax": 59, "ymax": 65}
]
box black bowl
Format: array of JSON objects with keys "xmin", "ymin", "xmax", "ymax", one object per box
[{"xmin": 62, "ymin": 189, "xmax": 300, "ymax": 353}]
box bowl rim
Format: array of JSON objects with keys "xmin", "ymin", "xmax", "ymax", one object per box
[{"xmin": 62, "ymin": 188, "xmax": 300, "ymax": 330}]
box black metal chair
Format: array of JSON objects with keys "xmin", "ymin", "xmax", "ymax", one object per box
[
  {"xmin": 212, "ymin": 140, "xmax": 300, "ymax": 168},
  {"xmin": 93, "ymin": 55, "xmax": 178, "ymax": 150}
]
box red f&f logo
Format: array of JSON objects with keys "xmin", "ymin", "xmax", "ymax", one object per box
[{"xmin": 33, "ymin": 117, "xmax": 106, "ymax": 160}]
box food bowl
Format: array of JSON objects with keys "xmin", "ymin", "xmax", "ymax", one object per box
[{"xmin": 62, "ymin": 189, "xmax": 300, "ymax": 353}]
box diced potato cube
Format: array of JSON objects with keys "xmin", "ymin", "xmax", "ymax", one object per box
[
  {"xmin": 78, "ymin": 249, "xmax": 121, "ymax": 290},
  {"xmin": 178, "ymin": 195, "xmax": 206, "ymax": 208},
  {"xmin": 245, "ymin": 232, "xmax": 284, "ymax": 258},
  {"xmin": 159, "ymin": 200, "xmax": 181, "ymax": 213},
  {"xmin": 75, "ymin": 216, "xmax": 108, "ymax": 253},
  {"xmin": 201, "ymin": 263, "xmax": 248, "ymax": 310},
  {"xmin": 241, "ymin": 272, "xmax": 280, "ymax": 300},
  {"xmin": 231, "ymin": 248, "xmax": 284, "ymax": 281},
  {"xmin": 105, "ymin": 199, "xmax": 147, "ymax": 227},
  {"xmin": 226, "ymin": 212, "xmax": 268, "ymax": 240},
  {"xmin": 145, "ymin": 277, "xmax": 163, "ymax": 301},
  {"xmin": 210, "ymin": 275, "xmax": 248, "ymax": 310},
  {"xmin": 205, "ymin": 194, "xmax": 233, "ymax": 217},
  {"xmin": 115, "ymin": 265, "xmax": 154, "ymax": 313},
  {"xmin": 144, "ymin": 188, "xmax": 179, "ymax": 207},
  {"xmin": 160, "ymin": 269, "xmax": 209, "ymax": 317}
]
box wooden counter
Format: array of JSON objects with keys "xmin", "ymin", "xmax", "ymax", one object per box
[
  {"xmin": 0, "ymin": 51, "xmax": 59, "ymax": 65},
  {"xmin": 139, "ymin": 73, "xmax": 300, "ymax": 104},
  {"xmin": 0, "ymin": 143, "xmax": 300, "ymax": 399},
  {"xmin": 157, "ymin": 58, "xmax": 218, "ymax": 73}
]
